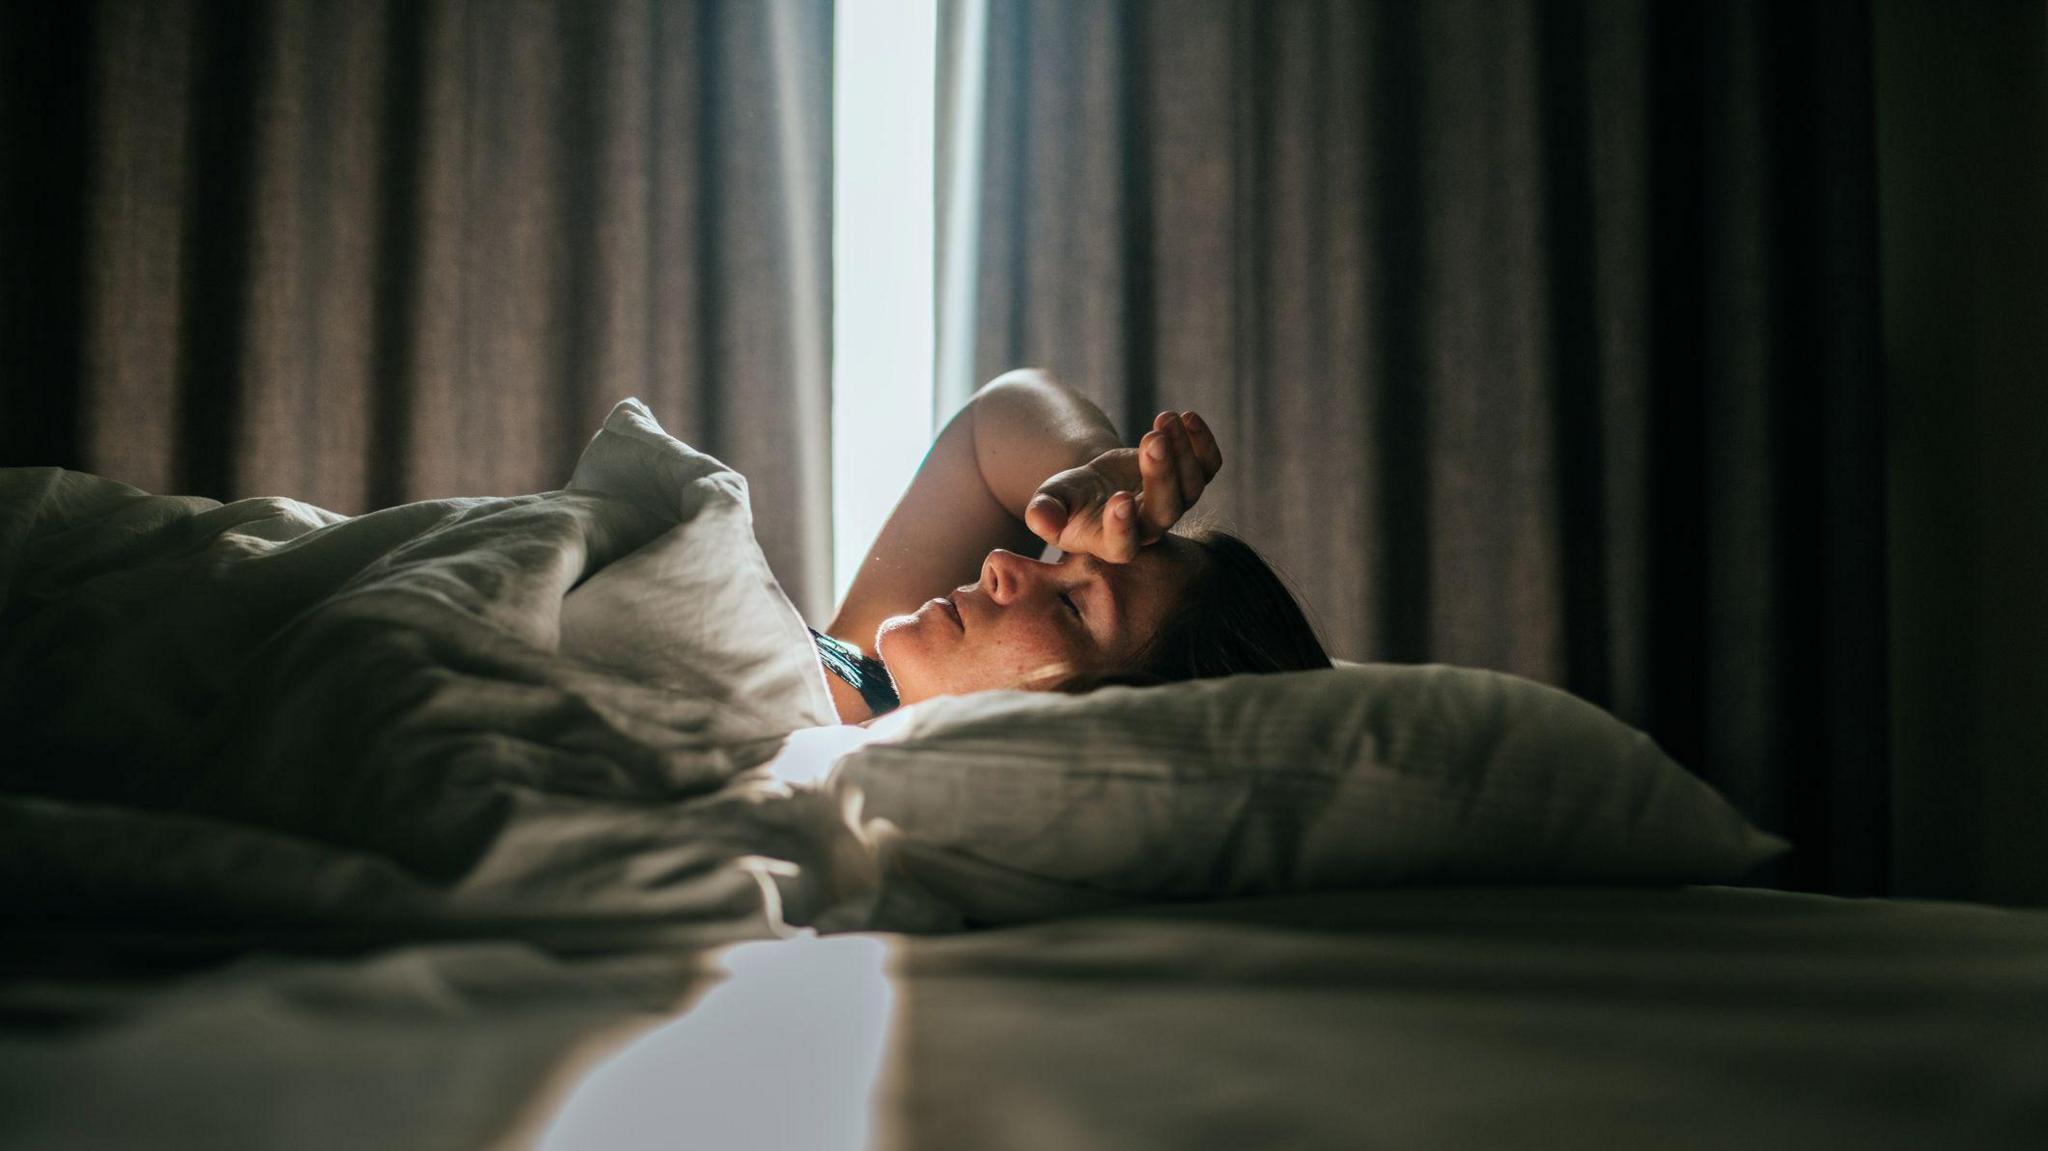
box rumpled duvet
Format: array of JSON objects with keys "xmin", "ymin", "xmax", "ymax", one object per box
[{"xmin": 0, "ymin": 399, "xmax": 885, "ymax": 950}]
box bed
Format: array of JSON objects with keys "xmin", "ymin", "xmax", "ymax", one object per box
[
  {"xmin": 5, "ymin": 884, "xmax": 2045, "ymax": 1149},
  {"xmin": 5, "ymin": 400, "xmax": 2043, "ymax": 1148}
]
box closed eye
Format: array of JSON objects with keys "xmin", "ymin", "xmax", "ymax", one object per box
[{"xmin": 1059, "ymin": 591, "xmax": 1083, "ymax": 619}]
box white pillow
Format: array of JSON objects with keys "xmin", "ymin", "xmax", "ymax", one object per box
[
  {"xmin": 823, "ymin": 663, "xmax": 1791, "ymax": 928},
  {"xmin": 560, "ymin": 398, "xmax": 837, "ymax": 740}
]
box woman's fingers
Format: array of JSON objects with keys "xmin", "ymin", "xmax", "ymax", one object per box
[
  {"xmin": 1025, "ymin": 491, "xmax": 1069, "ymax": 546},
  {"xmin": 1040, "ymin": 418, "xmax": 1221, "ymax": 565},
  {"xmin": 1101, "ymin": 490, "xmax": 1140, "ymax": 562},
  {"xmin": 1179, "ymin": 411, "xmax": 1223, "ymax": 478},
  {"xmin": 1163, "ymin": 416, "xmax": 1206, "ymax": 503},
  {"xmin": 1136, "ymin": 427, "xmax": 1186, "ymax": 538},
  {"xmin": 1154, "ymin": 409, "xmax": 1222, "ymax": 481}
]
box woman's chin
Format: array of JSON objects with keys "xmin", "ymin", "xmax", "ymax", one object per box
[
  {"xmin": 873, "ymin": 616, "xmax": 926, "ymax": 671},
  {"xmin": 877, "ymin": 603, "xmax": 970, "ymax": 700}
]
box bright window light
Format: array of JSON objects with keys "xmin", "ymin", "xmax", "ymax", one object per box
[{"xmin": 832, "ymin": 0, "xmax": 939, "ymax": 610}]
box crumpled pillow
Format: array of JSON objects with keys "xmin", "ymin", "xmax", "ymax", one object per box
[{"xmin": 823, "ymin": 663, "xmax": 1792, "ymax": 928}]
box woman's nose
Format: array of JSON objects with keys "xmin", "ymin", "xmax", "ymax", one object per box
[{"xmin": 981, "ymin": 549, "xmax": 1049, "ymax": 604}]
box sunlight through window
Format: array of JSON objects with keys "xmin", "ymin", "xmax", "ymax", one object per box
[{"xmin": 832, "ymin": 0, "xmax": 939, "ymax": 609}]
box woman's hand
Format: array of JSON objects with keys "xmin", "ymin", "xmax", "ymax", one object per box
[{"xmin": 1023, "ymin": 410, "xmax": 1223, "ymax": 562}]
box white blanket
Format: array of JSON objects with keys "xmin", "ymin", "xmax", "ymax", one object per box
[{"xmin": 0, "ymin": 399, "xmax": 882, "ymax": 949}]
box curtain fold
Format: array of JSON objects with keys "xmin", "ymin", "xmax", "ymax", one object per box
[
  {"xmin": 0, "ymin": 0, "xmax": 834, "ymax": 620},
  {"xmin": 942, "ymin": 0, "xmax": 1893, "ymax": 900}
]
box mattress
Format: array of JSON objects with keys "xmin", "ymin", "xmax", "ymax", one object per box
[
  {"xmin": 11, "ymin": 884, "xmax": 2042, "ymax": 1149},
  {"xmin": 855, "ymin": 884, "xmax": 2048, "ymax": 1150}
]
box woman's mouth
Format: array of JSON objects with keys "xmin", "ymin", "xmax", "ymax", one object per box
[{"xmin": 934, "ymin": 594, "xmax": 962, "ymax": 629}]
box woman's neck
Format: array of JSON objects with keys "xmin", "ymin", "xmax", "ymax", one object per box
[{"xmin": 822, "ymin": 662, "xmax": 875, "ymax": 724}]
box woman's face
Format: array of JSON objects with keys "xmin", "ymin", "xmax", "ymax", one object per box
[{"xmin": 876, "ymin": 537, "xmax": 1201, "ymax": 704}]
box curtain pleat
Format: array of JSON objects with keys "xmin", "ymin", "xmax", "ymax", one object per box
[
  {"xmin": 0, "ymin": 0, "xmax": 834, "ymax": 620},
  {"xmin": 943, "ymin": 0, "xmax": 1891, "ymax": 899}
]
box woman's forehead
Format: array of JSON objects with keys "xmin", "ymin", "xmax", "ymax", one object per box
[{"xmin": 1064, "ymin": 536, "xmax": 1196, "ymax": 599}]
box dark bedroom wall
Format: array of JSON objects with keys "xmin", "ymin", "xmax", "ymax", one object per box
[{"xmin": 1876, "ymin": 0, "xmax": 2048, "ymax": 905}]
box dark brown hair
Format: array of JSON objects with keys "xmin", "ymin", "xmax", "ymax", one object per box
[{"xmin": 1054, "ymin": 521, "xmax": 1332, "ymax": 693}]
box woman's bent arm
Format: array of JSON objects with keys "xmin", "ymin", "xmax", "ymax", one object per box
[
  {"xmin": 824, "ymin": 369, "xmax": 1120, "ymax": 653},
  {"xmin": 967, "ymin": 370, "xmax": 1123, "ymax": 519}
]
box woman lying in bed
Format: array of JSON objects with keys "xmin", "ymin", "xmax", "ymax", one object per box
[{"xmin": 814, "ymin": 369, "xmax": 1331, "ymax": 724}]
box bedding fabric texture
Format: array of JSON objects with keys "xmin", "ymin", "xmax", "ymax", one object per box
[
  {"xmin": 1, "ymin": 393, "xmax": 1787, "ymax": 952},
  {"xmin": 7, "ymin": 885, "xmax": 2041, "ymax": 1150},
  {"xmin": 873, "ymin": 885, "xmax": 2048, "ymax": 1151},
  {"xmin": 827, "ymin": 666, "xmax": 1792, "ymax": 928},
  {"xmin": 0, "ymin": 399, "xmax": 879, "ymax": 949}
]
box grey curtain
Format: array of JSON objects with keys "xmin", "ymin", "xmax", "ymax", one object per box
[
  {"xmin": 1874, "ymin": 1, "xmax": 2048, "ymax": 910},
  {"xmin": 0, "ymin": 0, "xmax": 835, "ymax": 620},
  {"xmin": 941, "ymin": 0, "xmax": 1900, "ymax": 900}
]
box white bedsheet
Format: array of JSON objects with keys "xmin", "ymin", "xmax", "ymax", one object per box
[{"xmin": 0, "ymin": 399, "xmax": 880, "ymax": 948}]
